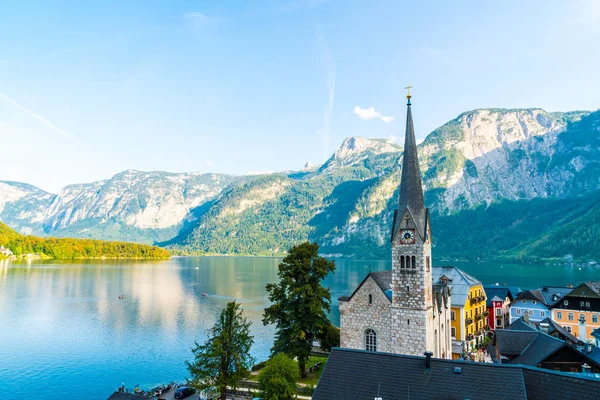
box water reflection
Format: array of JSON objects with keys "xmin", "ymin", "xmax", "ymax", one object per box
[{"xmin": 2, "ymin": 256, "xmax": 600, "ymax": 400}]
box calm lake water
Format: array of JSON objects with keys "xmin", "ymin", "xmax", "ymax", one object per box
[{"xmin": 2, "ymin": 256, "xmax": 600, "ymax": 400}]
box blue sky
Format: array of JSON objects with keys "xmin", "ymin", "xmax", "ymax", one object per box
[{"xmin": 1, "ymin": 0, "xmax": 599, "ymax": 192}]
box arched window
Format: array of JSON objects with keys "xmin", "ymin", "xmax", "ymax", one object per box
[
  {"xmin": 365, "ymin": 329, "xmax": 377, "ymax": 352},
  {"xmin": 400, "ymin": 256, "xmax": 405, "ymax": 268},
  {"xmin": 412, "ymin": 256, "xmax": 416, "ymax": 268},
  {"xmin": 368, "ymin": 294, "xmax": 373, "ymax": 304}
]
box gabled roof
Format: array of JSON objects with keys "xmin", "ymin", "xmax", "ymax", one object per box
[
  {"xmin": 432, "ymin": 266, "xmax": 482, "ymax": 307},
  {"xmin": 496, "ymin": 329, "xmax": 541, "ymax": 355},
  {"xmin": 339, "ymin": 271, "xmax": 392, "ymax": 303},
  {"xmin": 484, "ymin": 285, "xmax": 520, "ymax": 306},
  {"xmin": 565, "ymin": 281, "xmax": 600, "ymax": 299},
  {"xmin": 313, "ymin": 348, "xmax": 600, "ymax": 400},
  {"xmin": 592, "ymin": 327, "xmax": 600, "ymax": 339},
  {"xmin": 504, "ymin": 332, "xmax": 565, "ymax": 366},
  {"xmin": 506, "ymin": 316, "xmax": 581, "ymax": 344},
  {"xmin": 538, "ymin": 286, "xmax": 574, "ymax": 306}
]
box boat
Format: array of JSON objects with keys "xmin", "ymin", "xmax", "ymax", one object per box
[{"xmin": 201, "ymin": 292, "xmax": 209, "ymax": 297}]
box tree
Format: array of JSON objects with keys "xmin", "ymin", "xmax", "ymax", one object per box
[
  {"xmin": 263, "ymin": 241, "xmax": 335, "ymax": 377},
  {"xmin": 317, "ymin": 323, "xmax": 340, "ymax": 352},
  {"xmin": 186, "ymin": 301, "xmax": 255, "ymax": 400},
  {"xmin": 258, "ymin": 353, "xmax": 298, "ymax": 400}
]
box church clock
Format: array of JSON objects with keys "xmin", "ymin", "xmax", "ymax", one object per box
[{"xmin": 399, "ymin": 229, "xmax": 416, "ymax": 244}]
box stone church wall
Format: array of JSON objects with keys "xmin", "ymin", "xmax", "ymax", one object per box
[{"xmin": 339, "ymin": 277, "xmax": 392, "ymax": 353}]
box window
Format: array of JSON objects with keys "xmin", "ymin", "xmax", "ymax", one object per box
[
  {"xmin": 400, "ymin": 256, "xmax": 405, "ymax": 269},
  {"xmin": 564, "ymin": 300, "xmax": 569, "ymax": 306},
  {"xmin": 516, "ymin": 309, "xmax": 522, "ymax": 315},
  {"xmin": 523, "ymin": 300, "xmax": 527, "ymax": 304},
  {"xmin": 593, "ymin": 314, "xmax": 599, "ymax": 324},
  {"xmin": 557, "ymin": 312, "xmax": 563, "ymax": 320},
  {"xmin": 540, "ymin": 311, "xmax": 546, "ymax": 317},
  {"xmin": 365, "ymin": 329, "xmax": 377, "ymax": 352},
  {"xmin": 451, "ymin": 311, "xmax": 456, "ymax": 321},
  {"xmin": 566, "ymin": 326, "xmax": 572, "ymax": 333},
  {"xmin": 451, "ymin": 327, "xmax": 456, "ymax": 338},
  {"xmin": 581, "ymin": 301, "xmax": 585, "ymax": 308},
  {"xmin": 532, "ymin": 300, "xmax": 537, "ymax": 305},
  {"xmin": 465, "ymin": 311, "xmax": 468, "ymax": 319},
  {"xmin": 496, "ymin": 308, "xmax": 502, "ymax": 316},
  {"xmin": 580, "ymin": 314, "xmax": 585, "ymax": 322},
  {"xmin": 412, "ymin": 256, "xmax": 416, "ymax": 269},
  {"xmin": 568, "ymin": 313, "xmax": 574, "ymax": 321},
  {"xmin": 586, "ymin": 301, "xmax": 591, "ymax": 308},
  {"xmin": 406, "ymin": 285, "xmax": 410, "ymax": 293},
  {"xmin": 368, "ymin": 294, "xmax": 373, "ymax": 305},
  {"xmin": 426, "ymin": 256, "xmax": 430, "ymax": 272}
]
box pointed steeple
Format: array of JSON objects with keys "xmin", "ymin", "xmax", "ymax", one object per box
[{"xmin": 392, "ymin": 88, "xmax": 427, "ymax": 240}]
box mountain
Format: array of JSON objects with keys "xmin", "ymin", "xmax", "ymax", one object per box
[
  {"xmin": 2, "ymin": 108, "xmax": 599, "ymax": 262},
  {"xmin": 1, "ymin": 170, "xmax": 244, "ymax": 243},
  {"xmin": 0, "ymin": 221, "xmax": 170, "ymax": 259}
]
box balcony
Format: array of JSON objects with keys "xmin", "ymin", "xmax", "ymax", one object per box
[
  {"xmin": 483, "ymin": 311, "xmax": 490, "ymax": 317},
  {"xmin": 466, "ymin": 334, "xmax": 474, "ymax": 341},
  {"xmin": 465, "ymin": 318, "xmax": 473, "ymax": 325},
  {"xmin": 475, "ymin": 314, "xmax": 483, "ymax": 322},
  {"xmin": 470, "ymin": 298, "xmax": 477, "ymax": 305}
]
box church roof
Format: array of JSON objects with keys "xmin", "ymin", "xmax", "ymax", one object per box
[
  {"xmin": 432, "ymin": 266, "xmax": 482, "ymax": 308},
  {"xmin": 339, "ymin": 271, "xmax": 393, "ymax": 303},
  {"xmin": 392, "ymin": 98, "xmax": 427, "ymax": 241},
  {"xmin": 312, "ymin": 348, "xmax": 600, "ymax": 400}
]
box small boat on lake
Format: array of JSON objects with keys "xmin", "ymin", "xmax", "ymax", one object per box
[{"xmin": 201, "ymin": 292, "xmax": 209, "ymax": 297}]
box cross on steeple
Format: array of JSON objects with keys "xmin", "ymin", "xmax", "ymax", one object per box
[{"xmin": 405, "ymin": 84, "xmax": 413, "ymax": 104}]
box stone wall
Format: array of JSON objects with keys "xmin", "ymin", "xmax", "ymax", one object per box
[{"xmin": 339, "ymin": 276, "xmax": 392, "ymax": 353}]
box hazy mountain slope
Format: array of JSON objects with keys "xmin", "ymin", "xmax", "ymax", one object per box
[
  {"xmin": 0, "ymin": 181, "xmax": 55, "ymax": 235},
  {"xmin": 0, "ymin": 171, "xmax": 243, "ymax": 243}
]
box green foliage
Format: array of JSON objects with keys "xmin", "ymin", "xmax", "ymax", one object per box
[
  {"xmin": 317, "ymin": 323, "xmax": 340, "ymax": 352},
  {"xmin": 258, "ymin": 353, "xmax": 299, "ymax": 400},
  {"xmin": 0, "ymin": 221, "xmax": 170, "ymax": 259},
  {"xmin": 186, "ymin": 301, "xmax": 255, "ymax": 400},
  {"xmin": 263, "ymin": 242, "xmax": 336, "ymax": 377},
  {"xmin": 423, "ymin": 149, "xmax": 466, "ymax": 185},
  {"xmin": 432, "ymin": 190, "xmax": 600, "ymax": 263}
]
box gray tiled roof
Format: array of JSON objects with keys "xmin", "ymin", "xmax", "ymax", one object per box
[
  {"xmin": 313, "ymin": 348, "xmax": 600, "ymax": 400},
  {"xmin": 495, "ymin": 329, "xmax": 540, "ymax": 355},
  {"xmin": 432, "ymin": 266, "xmax": 482, "ymax": 307},
  {"xmin": 505, "ymin": 333, "xmax": 565, "ymax": 365}
]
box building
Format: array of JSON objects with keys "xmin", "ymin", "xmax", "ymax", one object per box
[
  {"xmin": 312, "ymin": 348, "xmax": 600, "ymax": 400},
  {"xmin": 509, "ymin": 286, "xmax": 571, "ymax": 324},
  {"xmin": 433, "ymin": 266, "xmax": 486, "ymax": 356},
  {"xmin": 339, "ymin": 91, "xmax": 452, "ymax": 359},
  {"xmin": 508, "ymin": 315, "xmax": 581, "ymax": 344},
  {"xmin": 493, "ymin": 323, "xmax": 600, "ymax": 373},
  {"xmin": 551, "ymin": 282, "xmax": 600, "ymax": 342},
  {"xmin": 484, "ymin": 285, "xmax": 520, "ymax": 330},
  {"xmin": 0, "ymin": 246, "xmax": 13, "ymax": 256},
  {"xmin": 592, "ymin": 328, "xmax": 600, "ymax": 347}
]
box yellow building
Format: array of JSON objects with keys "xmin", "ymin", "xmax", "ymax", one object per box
[{"xmin": 434, "ymin": 266, "xmax": 487, "ymax": 358}]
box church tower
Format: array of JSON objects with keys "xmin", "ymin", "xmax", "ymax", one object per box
[{"xmin": 390, "ymin": 88, "xmax": 434, "ymax": 356}]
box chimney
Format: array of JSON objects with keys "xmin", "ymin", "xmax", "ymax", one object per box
[
  {"xmin": 424, "ymin": 351, "xmax": 433, "ymax": 370},
  {"xmin": 588, "ymin": 342, "xmax": 593, "ymax": 354},
  {"xmin": 582, "ymin": 363, "xmax": 592, "ymax": 374},
  {"xmin": 540, "ymin": 323, "xmax": 550, "ymax": 333}
]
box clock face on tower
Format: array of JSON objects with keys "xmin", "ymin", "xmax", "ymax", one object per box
[{"xmin": 399, "ymin": 229, "xmax": 416, "ymax": 244}]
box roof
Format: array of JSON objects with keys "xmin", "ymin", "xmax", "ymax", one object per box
[
  {"xmin": 593, "ymin": 327, "xmax": 600, "ymax": 339},
  {"xmin": 565, "ymin": 281, "xmax": 600, "ymax": 299},
  {"xmin": 504, "ymin": 332, "xmax": 565, "ymax": 365},
  {"xmin": 538, "ymin": 286, "xmax": 574, "ymax": 306},
  {"xmin": 432, "ymin": 266, "xmax": 482, "ymax": 307},
  {"xmin": 313, "ymin": 348, "xmax": 600, "ymax": 400},
  {"xmin": 392, "ymin": 101, "xmax": 427, "ymax": 241},
  {"xmin": 484, "ymin": 285, "xmax": 519, "ymax": 306},
  {"xmin": 340, "ymin": 271, "xmax": 392, "ymax": 303},
  {"xmin": 496, "ymin": 329, "xmax": 541, "ymax": 355}
]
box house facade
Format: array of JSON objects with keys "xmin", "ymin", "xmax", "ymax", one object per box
[
  {"xmin": 433, "ymin": 266, "xmax": 486, "ymax": 357},
  {"xmin": 484, "ymin": 285, "xmax": 519, "ymax": 330},
  {"xmin": 509, "ymin": 286, "xmax": 571, "ymax": 324},
  {"xmin": 551, "ymin": 282, "xmax": 600, "ymax": 342}
]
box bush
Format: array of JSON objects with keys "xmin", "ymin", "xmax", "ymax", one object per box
[{"xmin": 258, "ymin": 354, "xmax": 298, "ymax": 400}]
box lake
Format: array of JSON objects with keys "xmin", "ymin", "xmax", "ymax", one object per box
[{"xmin": 2, "ymin": 256, "xmax": 600, "ymax": 400}]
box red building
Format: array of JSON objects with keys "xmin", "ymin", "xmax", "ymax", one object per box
[
  {"xmin": 484, "ymin": 285, "xmax": 520, "ymax": 330},
  {"xmin": 488, "ymin": 296, "xmax": 504, "ymax": 330}
]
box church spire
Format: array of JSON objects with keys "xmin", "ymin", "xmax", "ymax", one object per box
[{"xmin": 393, "ymin": 86, "xmax": 427, "ymax": 239}]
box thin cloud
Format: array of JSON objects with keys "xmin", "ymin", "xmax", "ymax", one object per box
[
  {"xmin": 353, "ymin": 106, "xmax": 395, "ymax": 123},
  {"xmin": 0, "ymin": 93, "xmax": 80, "ymax": 144},
  {"xmin": 317, "ymin": 34, "xmax": 336, "ymax": 160},
  {"xmin": 205, "ymin": 160, "xmax": 213, "ymax": 167}
]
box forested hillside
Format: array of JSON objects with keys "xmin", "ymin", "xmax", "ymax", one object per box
[{"xmin": 0, "ymin": 222, "xmax": 170, "ymax": 260}]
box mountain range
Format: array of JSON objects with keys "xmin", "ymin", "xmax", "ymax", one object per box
[{"xmin": 1, "ymin": 107, "xmax": 599, "ymax": 263}]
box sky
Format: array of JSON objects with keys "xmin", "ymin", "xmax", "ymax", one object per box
[{"xmin": 0, "ymin": 0, "xmax": 599, "ymax": 193}]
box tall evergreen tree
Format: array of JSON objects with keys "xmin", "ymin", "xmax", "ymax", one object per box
[
  {"xmin": 186, "ymin": 301, "xmax": 255, "ymax": 400},
  {"xmin": 263, "ymin": 241, "xmax": 336, "ymax": 377}
]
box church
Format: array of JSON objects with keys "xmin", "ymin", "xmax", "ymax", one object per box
[{"xmin": 338, "ymin": 90, "xmax": 452, "ymax": 359}]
